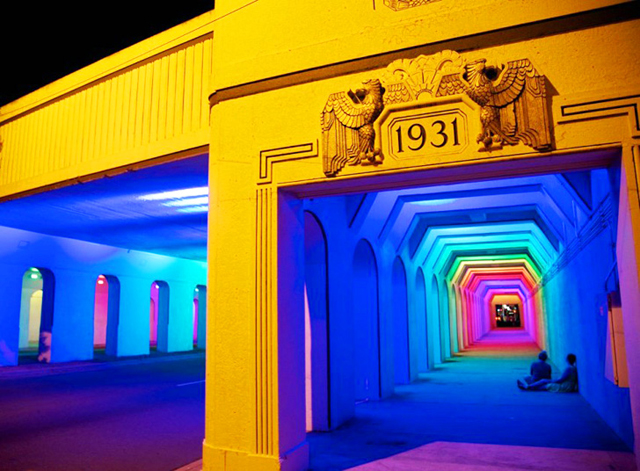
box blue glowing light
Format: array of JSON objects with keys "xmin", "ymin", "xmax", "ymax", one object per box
[
  {"xmin": 163, "ymin": 196, "xmax": 209, "ymax": 207},
  {"xmin": 138, "ymin": 186, "xmax": 208, "ymax": 201},
  {"xmin": 177, "ymin": 205, "xmax": 209, "ymax": 213},
  {"xmin": 410, "ymin": 198, "xmax": 457, "ymax": 206}
]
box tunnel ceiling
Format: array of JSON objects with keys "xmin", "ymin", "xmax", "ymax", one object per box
[
  {"xmin": 0, "ymin": 154, "xmax": 209, "ymax": 261},
  {"xmin": 350, "ymin": 170, "xmax": 600, "ymax": 306},
  {"xmin": 0, "ymin": 154, "xmax": 601, "ymax": 282}
]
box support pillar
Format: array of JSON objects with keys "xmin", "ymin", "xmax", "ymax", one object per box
[
  {"xmin": 50, "ymin": 270, "xmax": 95, "ymax": 362},
  {"xmin": 0, "ymin": 264, "xmax": 25, "ymax": 366},
  {"xmin": 203, "ymin": 153, "xmax": 308, "ymax": 470},
  {"xmin": 617, "ymin": 146, "xmax": 640, "ymax": 467},
  {"xmin": 118, "ymin": 276, "xmax": 154, "ymax": 356},
  {"xmin": 167, "ymin": 281, "xmax": 197, "ymax": 352}
]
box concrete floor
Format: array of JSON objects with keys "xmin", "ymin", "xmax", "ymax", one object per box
[
  {"xmin": 4, "ymin": 333, "xmax": 634, "ymax": 471},
  {"xmin": 308, "ymin": 331, "xmax": 636, "ymax": 471}
]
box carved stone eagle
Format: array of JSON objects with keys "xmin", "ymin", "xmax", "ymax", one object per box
[
  {"xmin": 321, "ymin": 79, "xmax": 384, "ymax": 177},
  {"xmin": 438, "ymin": 58, "xmax": 552, "ymax": 151}
]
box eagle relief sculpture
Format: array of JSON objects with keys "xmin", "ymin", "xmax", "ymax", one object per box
[
  {"xmin": 320, "ymin": 51, "xmax": 552, "ymax": 177},
  {"xmin": 321, "ymin": 79, "xmax": 384, "ymax": 178},
  {"xmin": 437, "ymin": 58, "xmax": 552, "ymax": 151}
]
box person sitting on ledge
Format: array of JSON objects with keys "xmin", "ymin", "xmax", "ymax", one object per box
[
  {"xmin": 517, "ymin": 350, "xmax": 552, "ymax": 390},
  {"xmin": 519, "ymin": 353, "xmax": 579, "ymax": 393}
]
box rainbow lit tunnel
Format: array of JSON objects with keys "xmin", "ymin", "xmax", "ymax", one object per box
[{"xmin": 300, "ymin": 161, "xmax": 633, "ymax": 447}]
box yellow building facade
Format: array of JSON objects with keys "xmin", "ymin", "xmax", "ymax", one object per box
[{"xmin": 1, "ymin": 1, "xmax": 640, "ymax": 470}]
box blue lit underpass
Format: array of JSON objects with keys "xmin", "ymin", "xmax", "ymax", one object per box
[{"xmin": 0, "ymin": 154, "xmax": 634, "ymax": 470}]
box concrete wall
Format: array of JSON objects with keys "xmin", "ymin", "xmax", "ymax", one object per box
[{"xmin": 535, "ymin": 170, "xmax": 634, "ymax": 449}]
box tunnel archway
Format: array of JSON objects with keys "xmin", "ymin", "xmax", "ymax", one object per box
[
  {"xmin": 352, "ymin": 239, "xmax": 381, "ymax": 401},
  {"xmin": 19, "ymin": 268, "xmax": 43, "ymax": 354},
  {"xmin": 298, "ymin": 162, "xmax": 637, "ymax": 463},
  {"xmin": 93, "ymin": 275, "xmax": 120, "ymax": 357},
  {"xmin": 19, "ymin": 267, "xmax": 55, "ymax": 363}
]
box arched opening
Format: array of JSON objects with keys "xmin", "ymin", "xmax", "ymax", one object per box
[
  {"xmin": 20, "ymin": 269, "xmax": 42, "ymax": 353},
  {"xmin": 94, "ymin": 276, "xmax": 108, "ymax": 350},
  {"xmin": 94, "ymin": 275, "xmax": 120, "ymax": 357},
  {"xmin": 150, "ymin": 281, "xmax": 170, "ymax": 352},
  {"xmin": 19, "ymin": 267, "xmax": 55, "ymax": 363},
  {"xmin": 194, "ymin": 285, "xmax": 207, "ymax": 349},
  {"xmin": 352, "ymin": 239, "xmax": 381, "ymax": 401},
  {"xmin": 414, "ymin": 268, "xmax": 428, "ymax": 373},
  {"xmin": 391, "ymin": 257, "xmax": 410, "ymax": 385},
  {"xmin": 304, "ymin": 211, "xmax": 330, "ymax": 431}
]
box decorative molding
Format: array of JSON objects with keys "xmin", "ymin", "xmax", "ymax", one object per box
[
  {"xmin": 557, "ymin": 94, "xmax": 640, "ymax": 139},
  {"xmin": 255, "ymin": 187, "xmax": 275, "ymax": 456},
  {"xmin": 384, "ymin": 0, "xmax": 439, "ymax": 11},
  {"xmin": 321, "ymin": 80, "xmax": 384, "ymax": 177},
  {"xmin": 258, "ymin": 141, "xmax": 318, "ymax": 184},
  {"xmin": 386, "ymin": 52, "xmax": 552, "ymax": 151},
  {"xmin": 320, "ymin": 50, "xmax": 552, "ymax": 177},
  {"xmin": 633, "ymin": 145, "xmax": 640, "ymax": 210}
]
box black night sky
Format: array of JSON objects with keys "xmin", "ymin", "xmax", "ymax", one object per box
[{"xmin": 1, "ymin": 2, "xmax": 214, "ymax": 107}]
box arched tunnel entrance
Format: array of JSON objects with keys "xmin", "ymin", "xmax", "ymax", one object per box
[{"xmin": 298, "ymin": 158, "xmax": 635, "ymax": 469}]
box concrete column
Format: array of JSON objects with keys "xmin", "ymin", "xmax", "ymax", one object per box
[
  {"xmin": 48, "ymin": 269, "xmax": 95, "ymax": 363},
  {"xmin": 196, "ymin": 286, "xmax": 207, "ymax": 350},
  {"xmin": 167, "ymin": 280, "xmax": 196, "ymax": 352},
  {"xmin": 276, "ymin": 191, "xmax": 308, "ymax": 469},
  {"xmin": 617, "ymin": 147, "xmax": 640, "ymax": 467},
  {"xmin": 377, "ymin": 246, "xmax": 396, "ymax": 399},
  {"xmin": 325, "ymin": 225, "xmax": 356, "ymax": 428},
  {"xmin": 118, "ymin": 276, "xmax": 154, "ymax": 357},
  {"xmin": 0, "ymin": 264, "xmax": 25, "ymax": 366},
  {"xmin": 203, "ymin": 174, "xmax": 308, "ymax": 469}
]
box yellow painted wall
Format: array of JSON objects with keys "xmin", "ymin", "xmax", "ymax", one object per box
[
  {"xmin": 211, "ymin": 0, "xmax": 631, "ymax": 90},
  {"xmin": 0, "ymin": 12, "xmax": 215, "ymax": 199},
  {"xmin": 205, "ymin": 11, "xmax": 640, "ymax": 470}
]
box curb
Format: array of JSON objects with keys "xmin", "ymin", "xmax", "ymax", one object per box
[{"xmin": 0, "ymin": 350, "xmax": 206, "ymax": 380}]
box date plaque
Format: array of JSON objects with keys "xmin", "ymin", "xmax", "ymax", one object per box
[{"xmin": 376, "ymin": 96, "xmax": 476, "ymax": 167}]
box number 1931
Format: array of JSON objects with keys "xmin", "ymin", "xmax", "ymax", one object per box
[{"xmin": 394, "ymin": 117, "xmax": 461, "ymax": 153}]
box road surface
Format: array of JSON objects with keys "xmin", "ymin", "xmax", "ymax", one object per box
[{"xmin": 0, "ymin": 354, "xmax": 205, "ymax": 471}]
